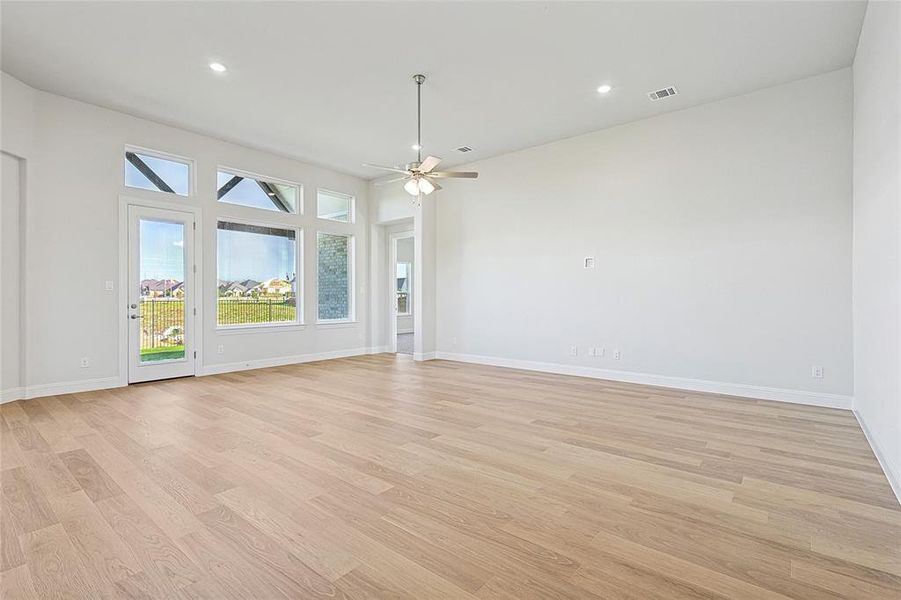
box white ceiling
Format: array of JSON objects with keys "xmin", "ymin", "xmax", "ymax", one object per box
[{"xmin": 1, "ymin": 1, "xmax": 866, "ymax": 179}]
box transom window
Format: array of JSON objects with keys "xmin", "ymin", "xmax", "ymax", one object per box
[
  {"xmin": 125, "ymin": 148, "xmax": 192, "ymax": 196},
  {"xmin": 317, "ymin": 189, "xmax": 354, "ymax": 223},
  {"xmin": 218, "ymin": 169, "xmax": 300, "ymax": 214}
]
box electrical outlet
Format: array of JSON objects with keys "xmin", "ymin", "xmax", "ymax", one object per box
[
  {"xmin": 104, "ymin": 280, "xmax": 114, "ymax": 291},
  {"xmin": 80, "ymin": 357, "xmax": 90, "ymax": 368},
  {"xmin": 584, "ymin": 257, "xmax": 596, "ymax": 269},
  {"xmin": 570, "ymin": 346, "xmax": 578, "ymax": 357},
  {"xmin": 811, "ymin": 365, "xmax": 823, "ymax": 379},
  {"xmin": 613, "ymin": 350, "xmax": 621, "ymax": 360},
  {"xmin": 217, "ymin": 345, "xmax": 224, "ymax": 355}
]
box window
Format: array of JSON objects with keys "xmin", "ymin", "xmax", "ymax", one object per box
[
  {"xmin": 396, "ymin": 262, "xmax": 411, "ymax": 315},
  {"xmin": 125, "ymin": 149, "xmax": 191, "ymax": 196},
  {"xmin": 218, "ymin": 169, "xmax": 299, "ymax": 213},
  {"xmin": 317, "ymin": 189, "xmax": 354, "ymax": 223},
  {"xmin": 217, "ymin": 221, "xmax": 299, "ymax": 327},
  {"xmin": 317, "ymin": 232, "xmax": 353, "ymax": 321}
]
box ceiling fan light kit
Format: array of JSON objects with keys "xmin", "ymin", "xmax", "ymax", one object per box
[{"xmin": 364, "ymin": 74, "xmax": 479, "ymax": 203}]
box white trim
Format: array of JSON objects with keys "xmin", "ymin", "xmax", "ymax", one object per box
[
  {"xmin": 397, "ymin": 328, "xmax": 414, "ymax": 334},
  {"xmin": 316, "ymin": 188, "xmax": 355, "ymax": 223},
  {"xmin": 198, "ymin": 346, "xmax": 376, "ymax": 376},
  {"xmin": 434, "ymin": 352, "xmax": 854, "ymax": 410},
  {"xmin": 388, "ymin": 230, "xmax": 415, "ymax": 354},
  {"xmin": 414, "ymin": 352, "xmax": 438, "ymax": 361},
  {"xmin": 0, "ymin": 388, "xmax": 25, "ymax": 403},
  {"xmin": 118, "ymin": 195, "xmax": 204, "ymax": 388},
  {"xmin": 369, "ymin": 346, "xmax": 390, "ymax": 354},
  {"xmin": 1, "ymin": 377, "xmax": 124, "ymax": 403},
  {"xmin": 854, "ymin": 410, "xmax": 901, "ymax": 507},
  {"xmin": 216, "ymin": 323, "xmax": 307, "ymax": 335},
  {"xmin": 316, "ymin": 321, "xmax": 358, "ymax": 329}
]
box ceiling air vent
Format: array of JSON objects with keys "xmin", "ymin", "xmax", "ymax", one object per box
[
  {"xmin": 647, "ymin": 86, "xmax": 678, "ymax": 101},
  {"xmin": 456, "ymin": 146, "xmax": 473, "ymax": 153}
]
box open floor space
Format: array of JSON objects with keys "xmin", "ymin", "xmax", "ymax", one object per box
[
  {"xmin": 2, "ymin": 356, "xmax": 899, "ymax": 599},
  {"xmin": 2, "ymin": 2, "xmax": 899, "ymax": 597}
]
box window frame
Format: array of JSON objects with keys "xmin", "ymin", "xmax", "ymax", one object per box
[
  {"xmin": 217, "ymin": 165, "xmax": 303, "ymax": 215},
  {"xmin": 215, "ymin": 217, "xmax": 304, "ymax": 331},
  {"xmin": 316, "ymin": 231, "xmax": 355, "ymax": 324},
  {"xmin": 124, "ymin": 145, "xmax": 195, "ymax": 197},
  {"xmin": 316, "ymin": 188, "xmax": 355, "ymax": 224},
  {"xmin": 395, "ymin": 261, "xmax": 412, "ymax": 316}
]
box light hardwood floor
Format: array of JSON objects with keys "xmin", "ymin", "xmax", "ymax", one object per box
[{"xmin": 2, "ymin": 355, "xmax": 899, "ymax": 599}]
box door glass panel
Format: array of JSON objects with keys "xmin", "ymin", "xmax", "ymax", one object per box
[{"xmin": 139, "ymin": 219, "xmax": 186, "ymax": 362}]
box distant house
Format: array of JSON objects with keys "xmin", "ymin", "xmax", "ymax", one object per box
[
  {"xmin": 141, "ymin": 278, "xmax": 183, "ymax": 298},
  {"xmin": 217, "ymin": 279, "xmax": 261, "ymax": 297},
  {"xmin": 254, "ymin": 277, "xmax": 292, "ymax": 296}
]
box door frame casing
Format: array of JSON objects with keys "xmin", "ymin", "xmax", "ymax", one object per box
[
  {"xmin": 388, "ymin": 230, "xmax": 414, "ymax": 354},
  {"xmin": 117, "ymin": 195, "xmax": 203, "ymax": 385}
]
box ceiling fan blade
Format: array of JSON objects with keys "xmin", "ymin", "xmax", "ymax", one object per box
[
  {"xmin": 362, "ymin": 163, "xmax": 409, "ymax": 174},
  {"xmin": 373, "ymin": 175, "xmax": 409, "ymax": 186},
  {"xmin": 418, "ymin": 155, "xmax": 442, "ymax": 173},
  {"xmin": 428, "ymin": 171, "xmax": 479, "ymax": 179}
]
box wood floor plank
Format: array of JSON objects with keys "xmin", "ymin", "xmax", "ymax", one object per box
[
  {"xmin": 0, "ymin": 355, "xmax": 897, "ymax": 599},
  {"xmin": 1, "ymin": 467, "xmax": 58, "ymax": 535},
  {"xmin": 20, "ymin": 523, "xmax": 101, "ymax": 599}
]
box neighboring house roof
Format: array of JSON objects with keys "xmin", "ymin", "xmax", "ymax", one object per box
[{"xmin": 141, "ymin": 278, "xmax": 182, "ymax": 292}]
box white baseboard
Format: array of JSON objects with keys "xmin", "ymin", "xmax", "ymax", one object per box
[
  {"xmin": 4, "ymin": 347, "xmax": 390, "ymax": 402},
  {"xmin": 854, "ymin": 410, "xmax": 901, "ymax": 507},
  {"xmin": 434, "ymin": 352, "xmax": 853, "ymax": 410},
  {"xmin": 0, "ymin": 387, "xmax": 26, "ymax": 403},
  {"xmin": 198, "ymin": 346, "xmax": 379, "ymax": 376},
  {"xmin": 397, "ymin": 328, "xmax": 414, "ymax": 334},
  {"xmin": 414, "ymin": 351, "xmax": 437, "ymax": 361},
  {"xmin": 369, "ymin": 346, "xmax": 390, "ymax": 354},
  {"xmin": 1, "ymin": 376, "xmax": 125, "ymax": 404}
]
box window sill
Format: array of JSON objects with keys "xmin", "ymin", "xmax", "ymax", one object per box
[
  {"xmin": 216, "ymin": 323, "xmax": 306, "ymax": 335},
  {"xmin": 316, "ymin": 320, "xmax": 357, "ymax": 329}
]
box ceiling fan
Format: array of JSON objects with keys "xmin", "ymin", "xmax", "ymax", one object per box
[{"xmin": 363, "ymin": 74, "xmax": 478, "ymax": 202}]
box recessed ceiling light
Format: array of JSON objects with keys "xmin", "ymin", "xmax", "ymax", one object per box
[
  {"xmin": 209, "ymin": 62, "xmax": 227, "ymax": 73},
  {"xmin": 411, "ymin": 144, "xmax": 422, "ymax": 151},
  {"xmin": 597, "ymin": 84, "xmax": 613, "ymax": 94}
]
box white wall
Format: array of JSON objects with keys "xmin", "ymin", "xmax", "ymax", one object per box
[
  {"xmin": 1, "ymin": 153, "xmax": 23, "ymax": 396},
  {"xmin": 436, "ymin": 69, "xmax": 853, "ymax": 404},
  {"xmin": 396, "ymin": 236, "xmax": 414, "ymax": 333},
  {"xmin": 1, "ymin": 74, "xmax": 371, "ymax": 398},
  {"xmin": 0, "ymin": 73, "xmax": 35, "ymax": 400},
  {"xmin": 415, "ymin": 195, "xmax": 437, "ymax": 359},
  {"xmin": 852, "ymin": 1, "xmax": 900, "ymax": 499}
]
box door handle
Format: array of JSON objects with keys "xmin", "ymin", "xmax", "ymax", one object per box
[{"xmin": 129, "ymin": 314, "xmax": 141, "ymax": 319}]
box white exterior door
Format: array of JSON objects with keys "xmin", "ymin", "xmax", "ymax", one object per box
[{"xmin": 127, "ymin": 205, "xmax": 196, "ymax": 383}]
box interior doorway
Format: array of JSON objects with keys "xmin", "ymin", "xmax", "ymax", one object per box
[{"xmin": 389, "ymin": 230, "xmax": 414, "ymax": 355}]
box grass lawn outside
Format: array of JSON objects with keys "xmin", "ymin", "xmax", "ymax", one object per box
[{"xmin": 140, "ymin": 345, "xmax": 185, "ymax": 362}]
